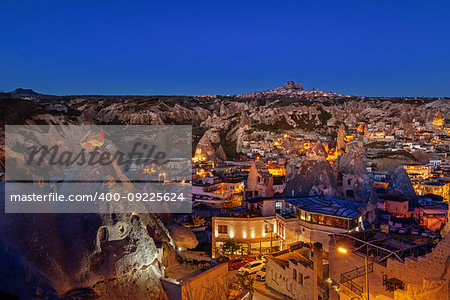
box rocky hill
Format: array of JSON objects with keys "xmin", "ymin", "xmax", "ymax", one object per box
[{"xmin": 1, "ymin": 82, "xmax": 448, "ymax": 160}]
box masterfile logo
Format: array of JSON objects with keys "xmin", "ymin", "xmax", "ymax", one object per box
[{"xmin": 4, "ymin": 125, "xmax": 193, "ymax": 213}]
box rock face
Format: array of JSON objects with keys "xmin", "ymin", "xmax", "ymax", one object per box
[
  {"xmin": 285, "ymin": 81, "xmax": 297, "ymax": 89},
  {"xmin": 215, "ymin": 144, "xmax": 227, "ymax": 162},
  {"xmin": 194, "ymin": 129, "xmax": 227, "ymax": 163},
  {"xmin": 386, "ymin": 166, "xmax": 419, "ymax": 204},
  {"xmin": 284, "ymin": 147, "xmax": 338, "ymax": 198},
  {"xmin": 283, "ymin": 81, "xmax": 304, "ymax": 90},
  {"xmin": 284, "ymin": 160, "xmax": 338, "ymax": 197},
  {"xmin": 336, "ymin": 123, "xmax": 347, "ymax": 155},
  {"xmin": 0, "ymin": 126, "xmax": 181, "ymax": 299},
  {"xmin": 167, "ymin": 224, "xmax": 199, "ymax": 250},
  {"xmin": 305, "ymin": 141, "xmax": 328, "ymax": 160},
  {"xmin": 194, "ymin": 133, "xmax": 215, "ymax": 162},
  {"xmin": 336, "ymin": 150, "xmax": 377, "ymax": 204},
  {"xmin": 0, "ymin": 204, "xmax": 176, "ymax": 299}
]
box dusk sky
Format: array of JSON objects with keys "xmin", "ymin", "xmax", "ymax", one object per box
[{"xmin": 1, "ymin": 0, "xmax": 449, "ymax": 97}]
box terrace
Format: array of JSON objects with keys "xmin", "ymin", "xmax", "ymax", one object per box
[{"xmin": 330, "ymin": 229, "xmax": 432, "ymax": 266}]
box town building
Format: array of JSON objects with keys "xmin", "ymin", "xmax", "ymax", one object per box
[
  {"xmin": 246, "ymin": 160, "xmax": 274, "ymax": 198},
  {"xmin": 404, "ymin": 164, "xmax": 432, "ymax": 181},
  {"xmin": 416, "ymin": 179, "xmax": 450, "ymax": 202},
  {"xmin": 212, "ymin": 196, "xmax": 366, "ymax": 257},
  {"xmin": 380, "ymin": 195, "xmax": 410, "ymax": 218},
  {"xmin": 161, "ymin": 263, "xmax": 230, "ymax": 300},
  {"xmin": 282, "ymin": 196, "xmax": 365, "ymax": 250},
  {"xmin": 266, "ymin": 242, "xmax": 330, "ymax": 300},
  {"xmin": 212, "ymin": 215, "xmax": 278, "ymax": 257}
]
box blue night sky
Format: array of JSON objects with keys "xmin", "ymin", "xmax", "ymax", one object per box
[{"xmin": 1, "ymin": 1, "xmax": 449, "ymax": 97}]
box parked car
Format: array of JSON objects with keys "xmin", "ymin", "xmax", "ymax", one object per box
[
  {"xmin": 399, "ymin": 228, "xmax": 408, "ymax": 234},
  {"xmin": 259, "ymin": 255, "xmax": 268, "ymax": 263},
  {"xmin": 228, "ymin": 258, "xmax": 253, "ymax": 270},
  {"xmin": 256, "ymin": 265, "xmax": 267, "ymax": 281},
  {"xmin": 411, "ymin": 228, "xmax": 420, "ymax": 235},
  {"xmin": 237, "ymin": 260, "xmax": 264, "ymax": 275}
]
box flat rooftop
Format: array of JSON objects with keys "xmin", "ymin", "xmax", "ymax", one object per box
[{"xmin": 270, "ymin": 250, "xmax": 313, "ymax": 269}]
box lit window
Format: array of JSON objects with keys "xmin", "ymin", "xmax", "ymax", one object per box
[
  {"xmin": 218, "ymin": 225, "xmax": 228, "ymax": 234},
  {"xmin": 264, "ymin": 223, "xmax": 273, "ymax": 234}
]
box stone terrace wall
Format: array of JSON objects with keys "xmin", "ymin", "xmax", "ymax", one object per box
[{"xmin": 387, "ymin": 233, "xmax": 450, "ymax": 285}]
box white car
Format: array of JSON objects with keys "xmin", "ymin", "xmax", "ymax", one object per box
[
  {"xmin": 256, "ymin": 265, "xmax": 267, "ymax": 281},
  {"xmin": 237, "ymin": 260, "xmax": 264, "ymax": 275},
  {"xmin": 399, "ymin": 228, "xmax": 408, "ymax": 234}
]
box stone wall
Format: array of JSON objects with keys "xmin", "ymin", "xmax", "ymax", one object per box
[{"xmin": 386, "ymin": 233, "xmax": 450, "ymax": 286}]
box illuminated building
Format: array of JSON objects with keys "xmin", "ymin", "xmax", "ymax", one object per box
[
  {"xmin": 344, "ymin": 135, "xmax": 355, "ymax": 142},
  {"xmin": 192, "ymin": 176, "xmax": 245, "ymax": 201},
  {"xmin": 404, "ymin": 164, "xmax": 432, "ymax": 181},
  {"xmin": 416, "ymin": 180, "xmax": 450, "ymax": 202},
  {"xmin": 432, "ymin": 111, "xmax": 444, "ymax": 127},
  {"xmin": 266, "ymin": 163, "xmax": 286, "ymax": 176},
  {"xmin": 414, "ymin": 205, "xmax": 448, "ymax": 231},
  {"xmin": 282, "ymin": 196, "xmax": 364, "ymax": 251},
  {"xmin": 192, "ymin": 148, "xmax": 207, "ymax": 162},
  {"xmin": 212, "ymin": 215, "xmax": 278, "ymax": 257}
]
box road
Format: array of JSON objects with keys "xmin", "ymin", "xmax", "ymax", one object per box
[{"xmin": 228, "ymin": 269, "xmax": 290, "ymax": 300}]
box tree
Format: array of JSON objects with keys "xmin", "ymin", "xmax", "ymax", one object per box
[
  {"xmin": 192, "ymin": 215, "xmax": 206, "ymax": 227},
  {"xmin": 223, "ymin": 238, "xmax": 241, "ymax": 255},
  {"xmin": 229, "ymin": 272, "xmax": 254, "ymax": 292}
]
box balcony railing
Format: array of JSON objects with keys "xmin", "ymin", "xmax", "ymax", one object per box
[
  {"xmin": 342, "ymin": 280, "xmax": 363, "ymax": 296},
  {"xmin": 340, "ymin": 262, "xmax": 373, "ymax": 283}
]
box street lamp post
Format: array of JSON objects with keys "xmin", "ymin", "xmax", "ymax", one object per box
[
  {"xmin": 338, "ymin": 247, "xmax": 370, "ymax": 300},
  {"xmin": 365, "ymin": 255, "xmax": 369, "ymax": 300}
]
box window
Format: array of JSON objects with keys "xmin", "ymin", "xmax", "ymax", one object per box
[
  {"xmin": 300, "ymin": 210, "xmax": 306, "ymax": 220},
  {"xmin": 298, "ymin": 272, "xmax": 303, "ymax": 285},
  {"xmin": 293, "ymin": 268, "xmax": 297, "ymax": 281},
  {"xmin": 218, "ymin": 225, "xmax": 228, "ymax": 234},
  {"xmin": 264, "ymin": 223, "xmax": 273, "ymax": 234},
  {"xmin": 276, "ymin": 201, "xmax": 282, "ymax": 211}
]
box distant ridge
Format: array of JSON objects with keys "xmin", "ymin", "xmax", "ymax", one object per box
[
  {"xmin": 235, "ymin": 80, "xmax": 344, "ymax": 99},
  {"xmin": 2, "ymin": 88, "xmax": 56, "ymax": 100},
  {"xmin": 10, "ymin": 88, "xmax": 41, "ymax": 97}
]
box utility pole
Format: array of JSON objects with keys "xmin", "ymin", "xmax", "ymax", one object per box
[
  {"xmin": 264, "ymin": 220, "xmax": 273, "ymax": 253},
  {"xmin": 270, "ymin": 226, "xmax": 273, "ymax": 253},
  {"xmin": 365, "ymin": 256, "xmax": 370, "ymax": 300}
]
